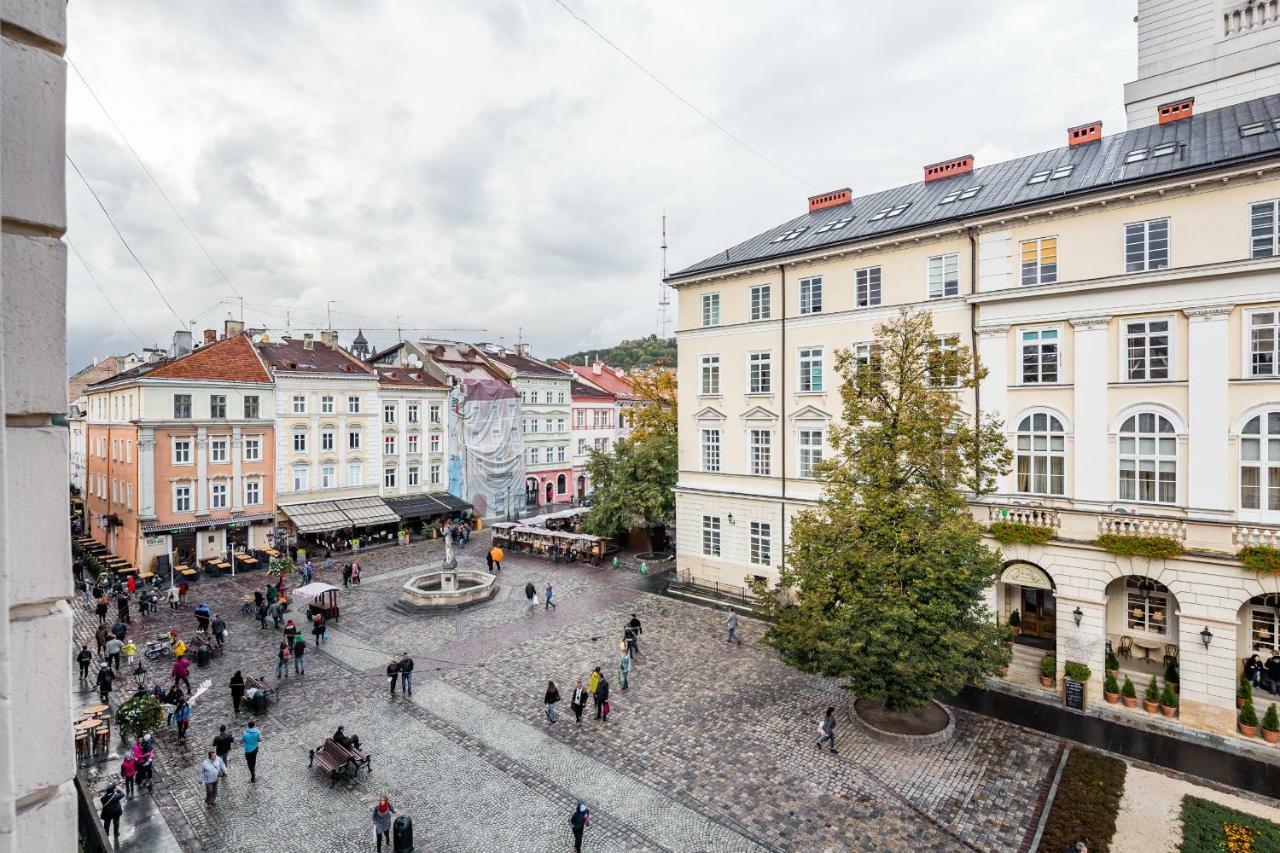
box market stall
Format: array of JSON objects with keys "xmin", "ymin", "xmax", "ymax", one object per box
[{"xmin": 292, "ymin": 581, "xmax": 342, "ymax": 620}]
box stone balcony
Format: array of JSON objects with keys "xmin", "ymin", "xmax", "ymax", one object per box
[{"xmin": 1223, "ymin": 0, "xmax": 1279, "ymax": 36}]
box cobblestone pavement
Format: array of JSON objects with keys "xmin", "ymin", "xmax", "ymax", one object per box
[{"xmin": 71, "ymin": 531, "xmax": 1060, "ymax": 852}]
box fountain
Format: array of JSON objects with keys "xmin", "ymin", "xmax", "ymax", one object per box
[{"xmin": 398, "ymin": 565, "xmax": 497, "ymax": 611}]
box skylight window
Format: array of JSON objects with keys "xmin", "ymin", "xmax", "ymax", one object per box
[
  {"xmin": 939, "ymin": 185, "xmax": 983, "ymax": 205},
  {"xmin": 815, "ymin": 216, "xmax": 854, "ymax": 233},
  {"xmin": 1027, "ymin": 170, "xmax": 1050, "ymax": 185},
  {"xmin": 1241, "ymin": 121, "xmax": 1268, "ymax": 137},
  {"xmin": 869, "ymin": 203, "xmax": 911, "ymax": 221},
  {"xmin": 1050, "ymin": 165, "xmax": 1075, "ymax": 180},
  {"xmin": 1151, "ymin": 141, "xmax": 1177, "ymax": 157},
  {"xmin": 770, "ymin": 226, "xmax": 808, "ymax": 243},
  {"xmin": 1124, "ymin": 148, "xmax": 1148, "ymax": 164}
]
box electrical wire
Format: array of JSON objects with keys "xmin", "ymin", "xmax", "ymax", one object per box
[
  {"xmin": 67, "ymin": 152, "xmax": 188, "ymax": 329},
  {"xmin": 548, "ymin": 0, "xmax": 811, "ymax": 188},
  {"xmin": 66, "ymin": 238, "xmax": 149, "ymax": 350}
]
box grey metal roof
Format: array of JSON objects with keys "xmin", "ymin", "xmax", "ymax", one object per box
[{"xmin": 670, "ymin": 94, "xmax": 1280, "ymax": 280}]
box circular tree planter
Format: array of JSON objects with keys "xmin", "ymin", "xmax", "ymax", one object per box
[
  {"xmin": 851, "ymin": 698, "xmax": 954, "ymax": 748},
  {"xmin": 634, "ymin": 552, "xmax": 673, "ymax": 562}
]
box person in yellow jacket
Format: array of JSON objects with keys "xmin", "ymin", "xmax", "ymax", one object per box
[
  {"xmin": 123, "ymin": 640, "xmax": 138, "ymax": 666},
  {"xmin": 488, "ymin": 546, "xmax": 504, "ymax": 572},
  {"xmin": 586, "ymin": 667, "xmax": 603, "ymax": 718},
  {"xmin": 171, "ymin": 637, "xmax": 187, "ymax": 659}
]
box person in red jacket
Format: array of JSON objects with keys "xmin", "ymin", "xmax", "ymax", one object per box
[{"xmin": 171, "ymin": 656, "xmax": 192, "ymax": 693}]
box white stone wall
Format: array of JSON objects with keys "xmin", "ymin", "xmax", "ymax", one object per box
[{"xmin": 0, "ymin": 0, "xmax": 76, "ymax": 849}]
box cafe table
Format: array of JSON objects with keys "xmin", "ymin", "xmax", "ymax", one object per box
[{"xmin": 1132, "ymin": 637, "xmax": 1163, "ymax": 662}]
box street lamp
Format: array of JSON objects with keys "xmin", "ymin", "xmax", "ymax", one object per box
[
  {"xmin": 1073, "ymin": 606, "xmax": 1083, "ymax": 627},
  {"xmin": 132, "ymin": 662, "xmax": 148, "ymax": 693},
  {"xmin": 1200, "ymin": 626, "xmax": 1214, "ymax": 649}
]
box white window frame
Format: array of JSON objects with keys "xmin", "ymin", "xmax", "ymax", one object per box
[
  {"xmin": 292, "ymin": 395, "xmax": 306, "ymax": 415},
  {"xmin": 243, "ymin": 437, "xmax": 261, "ymax": 462},
  {"xmin": 750, "ymin": 284, "xmax": 771, "ymax": 321},
  {"xmin": 210, "ymin": 482, "xmax": 228, "ymax": 510},
  {"xmin": 1124, "ymin": 217, "xmax": 1170, "ymax": 273},
  {"xmin": 700, "ymin": 354, "xmax": 721, "ymax": 396},
  {"xmin": 292, "ymin": 466, "xmax": 309, "ymax": 492},
  {"xmin": 855, "ymin": 266, "xmax": 881, "ymax": 308},
  {"xmin": 798, "ymin": 277, "xmax": 823, "ymax": 315},
  {"xmin": 321, "ymin": 430, "xmax": 335, "ymax": 452},
  {"xmin": 798, "ymin": 428, "xmax": 825, "ymax": 479},
  {"xmin": 749, "ymin": 521, "xmax": 771, "ymax": 566},
  {"xmin": 1019, "ymin": 326, "xmax": 1061, "ymax": 384},
  {"xmin": 430, "ymin": 433, "xmax": 441, "ymax": 453},
  {"xmin": 1121, "ymin": 316, "xmax": 1173, "ymax": 381},
  {"xmin": 210, "ymin": 395, "xmax": 227, "ymax": 419},
  {"xmin": 173, "ymin": 394, "xmax": 192, "ymax": 419},
  {"xmin": 530, "ymin": 447, "xmax": 540, "ymax": 464},
  {"xmin": 347, "ymin": 395, "xmax": 361, "ymax": 414},
  {"xmin": 347, "ymin": 461, "xmax": 363, "ymax": 487},
  {"xmin": 321, "ymin": 395, "xmax": 335, "ymax": 414},
  {"xmin": 384, "ymin": 403, "xmax": 397, "ymax": 424},
  {"xmin": 1250, "ymin": 200, "xmax": 1280, "ymax": 258},
  {"xmin": 407, "ymin": 403, "xmax": 419, "ymax": 424},
  {"xmin": 384, "ymin": 435, "xmax": 396, "ymax": 456},
  {"xmin": 798, "ymin": 347, "xmax": 823, "ymax": 393},
  {"xmin": 429, "ymin": 463, "xmax": 441, "ymax": 485},
  {"xmin": 1245, "ymin": 307, "xmax": 1280, "ymax": 378},
  {"xmin": 384, "ymin": 467, "xmax": 397, "ymax": 488},
  {"xmin": 701, "ymin": 292, "xmax": 721, "ymax": 327},
  {"xmin": 244, "ymin": 479, "xmax": 261, "ymax": 507},
  {"xmin": 408, "ymin": 465, "xmax": 420, "ymax": 486},
  {"xmin": 173, "ymin": 484, "xmax": 192, "ymax": 514},
  {"xmin": 1125, "ymin": 578, "xmax": 1169, "ymax": 636},
  {"xmin": 700, "ymin": 428, "xmax": 721, "ymax": 473},
  {"xmin": 321, "ymin": 465, "xmax": 336, "ymax": 490},
  {"xmin": 1239, "ymin": 411, "xmax": 1280, "ymax": 519},
  {"xmin": 173, "ymin": 439, "xmax": 192, "ymax": 465},
  {"xmin": 407, "ymin": 433, "xmax": 419, "ymax": 454},
  {"xmin": 702, "ymin": 515, "xmax": 721, "ymax": 557},
  {"xmin": 293, "ymin": 430, "xmax": 307, "ymax": 453},
  {"xmin": 748, "ymin": 428, "xmax": 772, "ymax": 476},
  {"xmin": 429, "ymin": 404, "xmax": 441, "ymax": 424},
  {"xmin": 1014, "ymin": 411, "xmax": 1067, "ymax": 496},
  {"xmin": 1117, "ymin": 411, "xmax": 1178, "ymax": 505},
  {"xmin": 926, "ymin": 253, "xmax": 960, "ymax": 299},
  {"xmin": 1020, "ymin": 237, "xmax": 1058, "ymax": 286},
  {"xmin": 209, "ymin": 438, "xmax": 228, "ymax": 464},
  {"xmin": 748, "ymin": 351, "xmax": 772, "ymax": 394}
]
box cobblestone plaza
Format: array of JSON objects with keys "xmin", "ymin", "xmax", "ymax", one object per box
[{"xmin": 74, "ymin": 533, "xmax": 1063, "ymax": 852}]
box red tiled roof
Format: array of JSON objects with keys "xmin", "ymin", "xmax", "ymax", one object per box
[
  {"xmin": 90, "ymin": 335, "xmax": 272, "ymax": 386},
  {"xmin": 373, "ymin": 366, "xmax": 446, "ymax": 388},
  {"xmin": 256, "ymin": 337, "xmax": 375, "ymax": 375},
  {"xmin": 482, "ymin": 350, "xmax": 570, "ymax": 379},
  {"xmin": 565, "ymin": 363, "xmax": 639, "ymax": 400}
]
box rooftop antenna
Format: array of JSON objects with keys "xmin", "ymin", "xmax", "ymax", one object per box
[
  {"xmin": 658, "ymin": 212, "xmax": 671, "ymax": 338},
  {"xmin": 326, "ymin": 300, "xmax": 335, "ymax": 331}
]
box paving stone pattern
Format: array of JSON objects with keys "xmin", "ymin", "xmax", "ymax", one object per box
[{"xmin": 71, "ymin": 531, "xmax": 1060, "ymax": 852}]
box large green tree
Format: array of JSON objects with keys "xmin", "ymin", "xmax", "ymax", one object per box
[
  {"xmin": 753, "ymin": 309, "xmax": 1012, "ymax": 712},
  {"xmin": 581, "ymin": 369, "xmax": 676, "ymax": 550}
]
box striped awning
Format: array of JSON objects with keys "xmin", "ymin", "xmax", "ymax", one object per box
[
  {"xmin": 384, "ymin": 492, "xmax": 474, "ymax": 519},
  {"xmin": 141, "ymin": 512, "xmax": 274, "ymax": 535},
  {"xmin": 279, "ymin": 501, "xmax": 349, "ymax": 533},
  {"xmin": 338, "ymin": 496, "xmax": 400, "ymax": 527}
]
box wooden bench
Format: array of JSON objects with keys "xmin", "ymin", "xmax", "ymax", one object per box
[
  {"xmin": 334, "ymin": 741, "xmax": 372, "ymax": 776},
  {"xmin": 138, "ymin": 570, "xmax": 155, "ymax": 581},
  {"xmin": 307, "ymin": 738, "xmax": 355, "ymax": 787}
]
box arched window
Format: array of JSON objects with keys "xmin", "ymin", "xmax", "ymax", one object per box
[
  {"xmin": 1015, "ymin": 412, "xmax": 1065, "ymax": 496},
  {"xmin": 1240, "ymin": 412, "xmax": 1280, "ymax": 513},
  {"xmin": 1248, "ymin": 594, "xmax": 1280, "ymax": 653},
  {"xmin": 1118, "ymin": 412, "xmax": 1177, "ymax": 504},
  {"xmin": 556, "ymin": 473, "xmax": 567, "ymax": 494}
]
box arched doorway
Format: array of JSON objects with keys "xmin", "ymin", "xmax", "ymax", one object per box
[
  {"xmin": 1001, "ymin": 561, "xmax": 1057, "ymax": 650},
  {"xmin": 576, "ymin": 474, "xmax": 586, "ymax": 500},
  {"xmin": 556, "ymin": 473, "xmax": 567, "ymax": 497},
  {"xmin": 1240, "ymin": 593, "xmax": 1280, "ymax": 661},
  {"xmin": 525, "ymin": 477, "xmax": 539, "ymax": 506},
  {"xmin": 545, "ymin": 481, "xmax": 554, "ymax": 504},
  {"xmin": 1105, "ymin": 575, "xmax": 1179, "ymax": 679}
]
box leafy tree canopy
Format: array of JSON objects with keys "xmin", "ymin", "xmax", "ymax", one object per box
[
  {"xmin": 560, "ymin": 335, "xmax": 676, "ymax": 371},
  {"xmin": 752, "ymin": 309, "xmax": 1011, "ymax": 712}
]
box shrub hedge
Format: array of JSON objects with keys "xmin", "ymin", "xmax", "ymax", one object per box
[
  {"xmin": 1178, "ymin": 796, "xmax": 1280, "ymax": 852},
  {"xmin": 1094, "ymin": 534, "xmax": 1184, "ymax": 559},
  {"xmin": 1040, "ymin": 748, "xmax": 1127, "ymax": 853},
  {"xmin": 988, "ymin": 521, "xmax": 1054, "ymax": 545},
  {"xmin": 1238, "ymin": 546, "xmax": 1280, "ymax": 575}
]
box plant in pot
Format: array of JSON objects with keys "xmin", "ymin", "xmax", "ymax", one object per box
[
  {"xmin": 999, "ymin": 624, "xmax": 1014, "ymax": 650},
  {"xmin": 1039, "ymin": 655, "xmax": 1056, "ymax": 688},
  {"xmin": 1263, "ymin": 703, "xmax": 1280, "ymax": 745},
  {"xmin": 1159, "ymin": 681, "xmax": 1179, "ymax": 717},
  {"xmin": 1240, "ymin": 699, "xmax": 1260, "ymax": 738},
  {"xmin": 1105, "ymin": 649, "xmax": 1120, "ymax": 680},
  {"xmin": 1064, "ymin": 661, "xmax": 1091, "ymax": 683},
  {"xmin": 116, "ymin": 692, "xmax": 164, "ymax": 746},
  {"xmin": 1143, "ymin": 676, "xmax": 1161, "ymax": 713},
  {"xmin": 1008, "ymin": 609, "xmax": 1021, "ymax": 636},
  {"xmin": 1103, "ymin": 674, "xmax": 1120, "ymax": 704},
  {"xmin": 1164, "ymin": 660, "xmax": 1179, "ymax": 695},
  {"xmin": 1121, "ymin": 676, "xmax": 1138, "ymax": 708},
  {"xmin": 1238, "ymin": 678, "xmax": 1252, "ymax": 710}
]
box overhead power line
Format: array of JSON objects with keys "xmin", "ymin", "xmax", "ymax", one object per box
[
  {"xmin": 66, "ymin": 238, "xmax": 148, "ymax": 349},
  {"xmin": 66, "ymin": 152, "xmax": 187, "ymax": 329},
  {"xmin": 548, "ymin": 0, "xmax": 811, "ymax": 188}
]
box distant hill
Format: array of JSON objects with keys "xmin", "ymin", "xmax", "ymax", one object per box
[{"xmin": 559, "ymin": 335, "xmax": 676, "ymax": 370}]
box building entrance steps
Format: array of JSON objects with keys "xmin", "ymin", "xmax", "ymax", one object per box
[{"xmin": 947, "ymin": 685, "xmax": 1280, "ymax": 801}]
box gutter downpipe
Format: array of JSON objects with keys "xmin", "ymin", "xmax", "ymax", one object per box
[
  {"xmin": 967, "ymin": 226, "xmax": 981, "ymax": 492},
  {"xmin": 779, "ymin": 264, "xmax": 787, "ymax": 579}
]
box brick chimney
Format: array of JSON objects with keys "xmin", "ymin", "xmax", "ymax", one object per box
[
  {"xmin": 592, "ymin": 359, "xmax": 604, "ymax": 375},
  {"xmin": 320, "ymin": 330, "xmax": 338, "ymax": 348},
  {"xmin": 1067, "ymin": 120, "xmax": 1102, "ymax": 147},
  {"xmin": 924, "ymin": 155, "xmax": 974, "ymax": 182},
  {"xmin": 808, "ymin": 188, "xmax": 852, "ymax": 213},
  {"xmin": 224, "ymin": 319, "xmax": 245, "ymax": 338},
  {"xmin": 202, "ymin": 329, "xmax": 217, "ymax": 345},
  {"xmin": 1157, "ymin": 97, "xmax": 1194, "ymax": 124},
  {"xmin": 302, "ymin": 333, "xmax": 314, "ymax": 350}
]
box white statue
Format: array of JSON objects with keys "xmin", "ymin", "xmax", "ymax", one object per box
[{"xmin": 443, "ymin": 529, "xmax": 456, "ymax": 569}]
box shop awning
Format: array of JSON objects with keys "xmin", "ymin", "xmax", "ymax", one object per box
[
  {"xmin": 141, "ymin": 512, "xmax": 274, "ymax": 535},
  {"xmin": 431, "ymin": 492, "xmax": 473, "ymax": 513},
  {"xmin": 385, "ymin": 492, "xmax": 474, "ymax": 519},
  {"xmin": 338, "ymin": 496, "xmax": 401, "ymax": 527},
  {"xmin": 279, "ymin": 501, "xmax": 350, "ymax": 533}
]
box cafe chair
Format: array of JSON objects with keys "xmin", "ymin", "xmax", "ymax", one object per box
[
  {"xmin": 1163, "ymin": 644, "xmax": 1179, "ymax": 667},
  {"xmin": 1118, "ymin": 635, "xmax": 1134, "ymax": 660}
]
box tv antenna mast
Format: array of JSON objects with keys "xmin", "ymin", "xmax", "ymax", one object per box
[{"xmin": 657, "ymin": 212, "xmax": 671, "ymax": 338}]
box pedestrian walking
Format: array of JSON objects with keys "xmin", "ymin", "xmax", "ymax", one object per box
[
  {"xmin": 164, "ymin": 685, "xmax": 183, "ymax": 726},
  {"xmin": 172, "ymin": 655, "xmax": 192, "ymax": 693},
  {"xmin": 351, "ymin": 561, "xmax": 361, "ymax": 585},
  {"xmin": 80, "ymin": 577, "xmax": 92, "ymax": 607},
  {"xmin": 167, "ymin": 585, "xmax": 180, "ymax": 610},
  {"xmin": 134, "ymin": 735, "xmax": 156, "ymax": 791},
  {"xmin": 544, "ymin": 680, "xmax": 561, "ymax": 723},
  {"xmin": 212, "ymin": 614, "xmax": 226, "ymax": 649},
  {"xmin": 587, "ymin": 667, "xmax": 601, "ymax": 716},
  {"xmin": 626, "ymin": 614, "xmax": 642, "ymax": 656},
  {"xmin": 230, "ymin": 671, "xmax": 245, "ymax": 714},
  {"xmin": 544, "ymin": 582, "xmax": 556, "ymax": 610},
  {"xmin": 96, "ymin": 663, "xmax": 115, "ymax": 705},
  {"xmin": 569, "ymin": 800, "xmax": 590, "ymax": 852},
  {"xmin": 77, "ymin": 644, "xmax": 93, "ymax": 681},
  {"xmin": 570, "ymin": 681, "xmax": 586, "ymax": 725},
  {"xmin": 242, "ymin": 721, "xmax": 261, "ymax": 782},
  {"xmin": 95, "ymin": 593, "xmax": 109, "ymax": 624},
  {"xmin": 270, "ymin": 600, "xmax": 284, "ymax": 630},
  {"xmin": 178, "ymin": 582, "xmax": 189, "ymax": 606},
  {"xmin": 126, "ymin": 574, "xmax": 136, "ymax": 594},
  {"xmin": 213, "ymin": 724, "xmax": 235, "ymax": 765},
  {"xmin": 123, "ymin": 640, "xmax": 137, "ymax": 667},
  {"xmin": 524, "ymin": 581, "xmax": 537, "ymax": 611},
  {"xmin": 105, "ymin": 636, "xmax": 123, "ymax": 672},
  {"xmin": 398, "ymin": 655, "xmax": 414, "ymax": 696},
  {"xmin": 593, "ymin": 672, "xmax": 610, "ymax": 721},
  {"xmin": 199, "ymin": 750, "xmax": 227, "ymax": 806},
  {"xmin": 174, "ymin": 698, "xmax": 191, "ymax": 740},
  {"xmin": 194, "ymin": 602, "xmax": 211, "ymax": 634},
  {"xmin": 292, "ymin": 636, "xmax": 306, "ymax": 676},
  {"xmin": 372, "ymin": 794, "xmax": 397, "ymax": 852},
  {"xmin": 95, "ymin": 623, "xmax": 109, "ymax": 657},
  {"xmin": 120, "ymin": 754, "xmax": 137, "ymax": 798},
  {"xmin": 256, "ymin": 602, "xmax": 269, "ymax": 630},
  {"xmin": 725, "ymin": 609, "xmax": 742, "ymax": 646},
  {"xmin": 312, "ymin": 613, "xmax": 326, "ymax": 646},
  {"xmin": 276, "ymin": 641, "xmax": 291, "ymax": 679},
  {"xmin": 99, "ymin": 782, "xmax": 125, "ymax": 845},
  {"xmin": 618, "ymin": 644, "xmax": 632, "ymax": 690},
  {"xmin": 111, "ymin": 620, "xmax": 128, "ymax": 643},
  {"xmin": 489, "ymin": 545, "xmax": 503, "ymax": 572},
  {"xmin": 116, "ymin": 591, "xmax": 131, "ymax": 624},
  {"xmin": 816, "ymin": 706, "xmax": 837, "ymax": 754},
  {"xmin": 386, "ymin": 657, "xmax": 399, "ymax": 695},
  {"xmin": 485, "ymin": 550, "xmax": 494, "ymax": 572},
  {"xmin": 342, "ymin": 562, "xmax": 352, "ymax": 588},
  {"xmin": 303, "ymin": 560, "xmax": 314, "ymax": 584}
]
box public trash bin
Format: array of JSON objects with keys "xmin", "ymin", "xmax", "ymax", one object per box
[
  {"xmin": 251, "ymin": 690, "xmax": 268, "ymax": 714},
  {"xmin": 196, "ymin": 645, "xmax": 211, "ymax": 667},
  {"xmin": 393, "ymin": 814, "xmax": 413, "ymax": 851}
]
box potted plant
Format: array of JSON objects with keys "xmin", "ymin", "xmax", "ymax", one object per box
[
  {"xmin": 1105, "ymin": 649, "xmax": 1120, "ymax": 680},
  {"xmin": 1240, "ymin": 699, "xmax": 1260, "ymax": 738},
  {"xmin": 1103, "ymin": 674, "xmax": 1120, "ymax": 704},
  {"xmin": 1263, "ymin": 704, "xmax": 1280, "ymax": 745},
  {"xmin": 116, "ymin": 692, "xmax": 164, "ymax": 747},
  {"xmin": 1239, "ymin": 678, "xmax": 1254, "ymax": 710},
  {"xmin": 999, "ymin": 624, "xmax": 1014, "ymax": 650},
  {"xmin": 1143, "ymin": 676, "xmax": 1161, "ymax": 713},
  {"xmin": 1039, "ymin": 655, "xmax": 1056, "ymax": 688},
  {"xmin": 1008, "ymin": 609, "xmax": 1021, "ymax": 636},
  {"xmin": 1121, "ymin": 676, "xmax": 1138, "ymax": 708},
  {"xmin": 1159, "ymin": 682, "xmax": 1179, "ymax": 717},
  {"xmin": 1164, "ymin": 660, "xmax": 1179, "ymax": 695},
  {"xmin": 1064, "ymin": 661, "xmax": 1091, "ymax": 682}
]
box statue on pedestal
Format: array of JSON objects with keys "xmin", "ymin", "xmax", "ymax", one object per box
[{"xmin": 443, "ymin": 530, "xmax": 456, "ymax": 569}]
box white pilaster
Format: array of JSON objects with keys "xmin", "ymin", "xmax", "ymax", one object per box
[
  {"xmin": 1186, "ymin": 305, "xmax": 1233, "ymax": 518},
  {"xmin": 195, "ymin": 426, "xmax": 209, "ymax": 515},
  {"xmin": 137, "ymin": 428, "xmax": 156, "ymax": 520},
  {"xmin": 231, "ymin": 425, "xmax": 244, "ymax": 511},
  {"xmin": 1071, "ymin": 317, "xmax": 1111, "ymax": 507},
  {"xmin": 976, "ymin": 325, "xmax": 1011, "ymax": 491}
]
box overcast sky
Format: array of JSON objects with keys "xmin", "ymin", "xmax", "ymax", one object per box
[{"xmin": 65, "ymin": 1, "xmax": 1136, "ymax": 372}]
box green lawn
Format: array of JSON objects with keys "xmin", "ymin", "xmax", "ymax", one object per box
[
  {"xmin": 1179, "ymin": 796, "xmax": 1280, "ymax": 853},
  {"xmin": 1040, "ymin": 748, "xmax": 1127, "ymax": 853}
]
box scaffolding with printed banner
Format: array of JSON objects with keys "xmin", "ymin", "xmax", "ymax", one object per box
[{"xmin": 447, "ymin": 378, "xmax": 525, "ymax": 520}]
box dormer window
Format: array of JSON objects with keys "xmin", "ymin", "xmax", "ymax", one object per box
[{"xmin": 1151, "ymin": 141, "xmax": 1177, "ymax": 158}]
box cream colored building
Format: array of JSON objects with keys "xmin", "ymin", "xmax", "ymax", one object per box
[
  {"xmin": 373, "ymin": 366, "xmax": 450, "ymax": 499},
  {"xmin": 670, "ymin": 10, "xmax": 1280, "ymax": 736}
]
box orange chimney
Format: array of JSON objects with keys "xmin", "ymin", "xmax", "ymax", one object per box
[
  {"xmin": 808, "ymin": 188, "xmax": 852, "ymax": 213},
  {"xmin": 924, "ymin": 155, "xmax": 974, "ymax": 182},
  {"xmin": 203, "ymin": 329, "xmax": 217, "ymax": 345},
  {"xmin": 1157, "ymin": 97, "xmax": 1194, "ymax": 125},
  {"xmin": 1068, "ymin": 120, "xmax": 1102, "ymax": 147}
]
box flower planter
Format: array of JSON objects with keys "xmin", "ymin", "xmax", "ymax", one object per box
[
  {"xmin": 1122, "ymin": 696, "xmax": 1138, "ymax": 708},
  {"xmin": 1040, "ymin": 676, "xmax": 1055, "ymax": 689},
  {"xmin": 1104, "ymin": 691, "xmax": 1120, "ymax": 704},
  {"xmin": 1240, "ymin": 723, "xmax": 1260, "ymax": 738},
  {"xmin": 1160, "ymin": 704, "xmax": 1178, "ymax": 718},
  {"xmin": 1142, "ymin": 699, "xmax": 1160, "ymax": 713},
  {"xmin": 1263, "ymin": 729, "xmax": 1280, "ymax": 745}
]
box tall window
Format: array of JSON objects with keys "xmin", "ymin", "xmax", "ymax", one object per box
[
  {"xmin": 749, "ymin": 429, "xmax": 772, "ymax": 476},
  {"xmin": 701, "ymin": 429, "xmax": 721, "ymax": 472},
  {"xmin": 384, "ymin": 467, "xmax": 397, "ymax": 488},
  {"xmin": 1240, "ymin": 412, "xmax": 1280, "ymax": 512},
  {"xmin": 1125, "ymin": 218, "xmax": 1170, "ymax": 272},
  {"xmin": 530, "ymin": 447, "xmax": 540, "ymax": 464},
  {"xmin": 292, "ymin": 395, "xmax": 306, "ymax": 414},
  {"xmin": 798, "ymin": 429, "xmax": 824, "ymax": 478},
  {"xmin": 1251, "ymin": 201, "xmax": 1280, "ymax": 258},
  {"xmin": 1015, "ymin": 413, "xmax": 1066, "ymax": 496},
  {"xmin": 244, "ymin": 395, "xmax": 260, "ymax": 418},
  {"xmin": 429, "ymin": 404, "xmax": 441, "ymax": 424},
  {"xmin": 407, "ymin": 403, "xmax": 419, "ymax": 424},
  {"xmin": 1020, "ymin": 328, "xmax": 1060, "ymax": 383},
  {"xmin": 293, "ymin": 431, "xmax": 307, "ymax": 452},
  {"xmin": 347, "ymin": 462, "xmax": 363, "ymax": 486},
  {"xmin": 852, "ymin": 343, "xmax": 881, "ymax": 372},
  {"xmin": 749, "ymin": 521, "xmax": 771, "ymax": 566},
  {"xmin": 348, "ymin": 429, "xmax": 361, "ymax": 450},
  {"xmin": 798, "ymin": 347, "xmax": 823, "ymax": 392},
  {"xmin": 702, "ymin": 515, "xmax": 721, "ymax": 557},
  {"xmin": 1020, "ymin": 237, "xmax": 1058, "ymax": 285},
  {"xmin": 700, "ymin": 355, "xmax": 721, "ymax": 395},
  {"xmin": 384, "ymin": 435, "xmax": 396, "ymax": 455},
  {"xmin": 1118, "ymin": 412, "xmax": 1177, "ymax": 504},
  {"xmin": 855, "ymin": 266, "xmax": 881, "ymax": 307},
  {"xmin": 321, "ymin": 430, "xmax": 335, "ymax": 451},
  {"xmin": 429, "ymin": 463, "xmax": 441, "ymax": 485},
  {"xmin": 292, "ymin": 466, "xmax": 309, "ymax": 492},
  {"xmin": 174, "ymin": 485, "xmax": 191, "ymax": 513},
  {"xmin": 173, "ymin": 439, "xmax": 191, "ymax": 464},
  {"xmin": 321, "ymin": 395, "xmax": 334, "ymax": 414},
  {"xmin": 1249, "ymin": 309, "xmax": 1280, "ymax": 377},
  {"xmin": 408, "ymin": 465, "xmax": 420, "ymax": 486},
  {"xmin": 210, "ymin": 482, "xmax": 228, "ymax": 510},
  {"xmin": 244, "ymin": 437, "xmax": 261, "ymax": 461},
  {"xmin": 210, "ymin": 395, "xmax": 227, "ymax": 419},
  {"xmin": 174, "ymin": 395, "xmax": 192, "ymax": 419},
  {"xmin": 1125, "ymin": 577, "xmax": 1169, "ymax": 635},
  {"xmin": 701, "ymin": 293, "xmax": 721, "ymax": 327},
  {"xmin": 1124, "ymin": 318, "xmax": 1170, "ymax": 380},
  {"xmin": 407, "ymin": 433, "xmax": 419, "ymax": 454},
  {"xmin": 347, "ymin": 395, "xmax": 361, "ymax": 414},
  {"xmin": 928, "ymin": 335, "xmax": 961, "ymax": 387},
  {"xmin": 750, "ymin": 284, "xmax": 771, "ymax": 321},
  {"xmin": 430, "ymin": 433, "xmax": 441, "ymax": 453},
  {"xmin": 557, "ymin": 446, "xmax": 566, "ymax": 462},
  {"xmin": 1249, "ymin": 594, "xmax": 1280, "ymax": 652},
  {"xmin": 748, "ymin": 352, "xmax": 772, "ymax": 394},
  {"xmin": 384, "ymin": 403, "xmax": 397, "ymax": 424},
  {"xmin": 799, "ymin": 277, "xmax": 823, "ymax": 315},
  {"xmin": 927, "ymin": 253, "xmax": 959, "ymax": 299},
  {"xmin": 245, "ymin": 480, "xmax": 261, "ymax": 506},
  {"xmin": 209, "ymin": 439, "xmax": 228, "ymax": 463}
]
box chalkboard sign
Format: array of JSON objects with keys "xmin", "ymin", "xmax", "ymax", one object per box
[{"xmin": 1063, "ymin": 678, "xmax": 1086, "ymax": 712}]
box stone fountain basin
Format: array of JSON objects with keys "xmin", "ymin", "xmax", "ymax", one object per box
[{"xmin": 399, "ymin": 569, "xmax": 497, "ymax": 610}]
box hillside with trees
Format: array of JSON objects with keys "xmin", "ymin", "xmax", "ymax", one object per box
[{"xmin": 559, "ymin": 335, "xmax": 675, "ymax": 369}]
